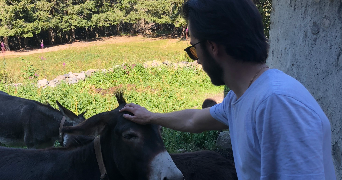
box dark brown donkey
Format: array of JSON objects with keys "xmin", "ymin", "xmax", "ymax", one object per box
[
  {"xmin": 0, "ymin": 91, "xmax": 85, "ymax": 148},
  {"xmin": 0, "ymin": 92, "xmax": 183, "ymax": 180},
  {"xmin": 63, "ymin": 98, "xmax": 237, "ymax": 180},
  {"xmin": 171, "ymin": 98, "xmax": 237, "ymax": 180},
  {"xmin": 171, "ymin": 150, "xmax": 237, "ymax": 180},
  {"xmin": 64, "ymin": 135, "xmax": 238, "ymax": 180}
]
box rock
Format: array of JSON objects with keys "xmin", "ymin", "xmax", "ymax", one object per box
[
  {"xmin": 163, "ymin": 61, "xmax": 172, "ymax": 66},
  {"xmin": 48, "ymin": 79, "xmax": 60, "ymax": 87},
  {"xmin": 85, "ymin": 69, "xmax": 97, "ymax": 77},
  {"xmin": 143, "ymin": 61, "xmax": 152, "ymax": 68},
  {"xmin": 74, "ymin": 73, "xmax": 85, "ymax": 81},
  {"xmin": 216, "ymin": 131, "xmax": 232, "ymax": 150},
  {"xmin": 55, "ymin": 75, "xmax": 66, "ymax": 81},
  {"xmin": 37, "ymin": 79, "xmax": 48, "ymax": 88},
  {"xmin": 68, "ymin": 73, "xmax": 76, "ymax": 79},
  {"xmin": 177, "ymin": 62, "xmax": 186, "ymax": 68},
  {"xmin": 143, "ymin": 60, "xmax": 163, "ymax": 68},
  {"xmin": 188, "ymin": 61, "xmax": 199, "ymax": 67},
  {"xmin": 66, "ymin": 77, "xmax": 78, "ymax": 84},
  {"xmin": 151, "ymin": 60, "xmax": 162, "ymax": 67}
]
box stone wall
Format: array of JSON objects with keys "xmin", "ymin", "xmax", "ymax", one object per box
[
  {"xmin": 35, "ymin": 60, "xmax": 201, "ymax": 88},
  {"xmin": 268, "ymin": 0, "xmax": 342, "ymax": 178}
]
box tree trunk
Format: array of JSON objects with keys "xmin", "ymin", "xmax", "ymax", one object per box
[
  {"xmin": 116, "ymin": 24, "xmax": 120, "ymax": 35},
  {"xmin": 48, "ymin": 29, "xmax": 55, "ymax": 45},
  {"xmin": 17, "ymin": 36, "xmax": 21, "ymax": 50},
  {"xmin": 24, "ymin": 37, "xmax": 28, "ymax": 49},
  {"xmin": 95, "ymin": 27, "xmax": 99, "ymax": 38},
  {"xmin": 86, "ymin": 27, "xmax": 89, "ymax": 40},
  {"xmin": 3, "ymin": 36, "xmax": 9, "ymax": 51},
  {"xmin": 268, "ymin": 1, "xmax": 342, "ymax": 178},
  {"xmin": 70, "ymin": 28, "xmax": 75, "ymax": 42}
]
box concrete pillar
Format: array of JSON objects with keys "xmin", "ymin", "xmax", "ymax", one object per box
[{"xmin": 268, "ymin": 0, "xmax": 342, "ymax": 178}]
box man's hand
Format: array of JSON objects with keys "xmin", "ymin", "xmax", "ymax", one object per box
[{"xmin": 119, "ymin": 103, "xmax": 153, "ymax": 125}]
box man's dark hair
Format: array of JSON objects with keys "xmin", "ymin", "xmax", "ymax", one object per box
[{"xmin": 182, "ymin": 0, "xmax": 269, "ymax": 64}]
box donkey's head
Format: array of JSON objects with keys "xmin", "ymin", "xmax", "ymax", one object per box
[{"xmin": 62, "ymin": 92, "xmax": 183, "ymax": 180}]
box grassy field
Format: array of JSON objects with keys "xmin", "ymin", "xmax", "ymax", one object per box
[
  {"xmin": 0, "ymin": 36, "xmax": 224, "ymax": 152},
  {"xmin": 1, "ymin": 36, "xmax": 192, "ymax": 83}
]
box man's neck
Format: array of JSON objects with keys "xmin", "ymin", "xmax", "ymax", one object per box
[{"xmin": 223, "ymin": 62, "xmax": 269, "ymax": 99}]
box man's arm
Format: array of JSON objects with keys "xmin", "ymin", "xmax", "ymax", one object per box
[{"xmin": 119, "ymin": 103, "xmax": 228, "ymax": 133}]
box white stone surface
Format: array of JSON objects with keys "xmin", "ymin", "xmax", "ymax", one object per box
[{"xmin": 268, "ymin": 1, "xmax": 342, "ymax": 178}]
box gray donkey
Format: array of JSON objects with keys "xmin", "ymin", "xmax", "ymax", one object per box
[{"xmin": 0, "ymin": 91, "xmax": 85, "ymax": 148}]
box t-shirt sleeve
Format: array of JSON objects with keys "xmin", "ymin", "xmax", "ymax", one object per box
[
  {"xmin": 209, "ymin": 95, "xmax": 230, "ymax": 126},
  {"xmin": 256, "ymin": 93, "xmax": 325, "ymax": 180}
]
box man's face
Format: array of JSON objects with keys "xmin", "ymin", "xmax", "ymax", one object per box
[
  {"xmin": 199, "ymin": 46, "xmax": 225, "ymax": 86},
  {"xmin": 188, "ymin": 25, "xmax": 225, "ymax": 86}
]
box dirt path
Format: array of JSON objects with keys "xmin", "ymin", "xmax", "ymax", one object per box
[{"xmin": 1, "ymin": 35, "xmax": 176, "ymax": 57}]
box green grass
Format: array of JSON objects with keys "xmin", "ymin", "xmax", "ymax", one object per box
[
  {"xmin": 0, "ymin": 37, "xmax": 224, "ymax": 152},
  {"xmin": 1, "ymin": 37, "xmax": 191, "ymax": 83}
]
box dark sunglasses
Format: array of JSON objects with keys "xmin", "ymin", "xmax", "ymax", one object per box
[{"xmin": 184, "ymin": 41, "xmax": 202, "ymax": 60}]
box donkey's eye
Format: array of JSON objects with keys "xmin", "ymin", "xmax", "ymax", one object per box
[{"xmin": 123, "ymin": 132, "xmax": 138, "ymax": 140}]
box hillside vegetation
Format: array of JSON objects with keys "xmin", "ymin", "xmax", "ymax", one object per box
[{"xmin": 0, "ymin": 37, "xmax": 223, "ymax": 152}]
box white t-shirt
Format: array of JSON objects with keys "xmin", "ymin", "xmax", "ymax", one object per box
[{"xmin": 210, "ymin": 69, "xmax": 336, "ymax": 180}]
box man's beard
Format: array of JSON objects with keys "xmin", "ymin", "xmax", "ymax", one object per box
[{"xmin": 201, "ymin": 48, "xmax": 225, "ymax": 86}]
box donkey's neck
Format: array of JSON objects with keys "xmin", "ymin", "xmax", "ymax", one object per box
[
  {"xmin": 62, "ymin": 141, "xmax": 101, "ymax": 179},
  {"xmin": 100, "ymin": 135, "xmax": 126, "ymax": 180}
]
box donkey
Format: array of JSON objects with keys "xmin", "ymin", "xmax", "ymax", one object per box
[
  {"xmin": 173, "ymin": 98, "xmax": 237, "ymax": 179},
  {"xmin": 0, "ymin": 91, "xmax": 85, "ymax": 148},
  {"xmin": 171, "ymin": 150, "xmax": 237, "ymax": 180},
  {"xmin": 63, "ymin": 97, "xmax": 237, "ymax": 180},
  {"xmin": 0, "ymin": 92, "xmax": 183, "ymax": 180},
  {"xmin": 63, "ymin": 135, "xmax": 238, "ymax": 180},
  {"xmin": 63, "ymin": 134, "xmax": 237, "ymax": 180},
  {"xmin": 0, "ymin": 91, "xmax": 9, "ymax": 95},
  {"xmin": 201, "ymin": 98, "xmax": 218, "ymax": 109}
]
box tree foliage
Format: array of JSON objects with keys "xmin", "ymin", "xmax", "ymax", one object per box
[
  {"xmin": 0, "ymin": 0, "xmax": 271, "ymax": 49},
  {"xmin": 254, "ymin": 0, "xmax": 272, "ymax": 38}
]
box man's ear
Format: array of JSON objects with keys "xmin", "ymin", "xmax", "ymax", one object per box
[
  {"xmin": 206, "ymin": 41, "xmax": 220, "ymax": 57},
  {"xmin": 206, "ymin": 41, "xmax": 226, "ymax": 62}
]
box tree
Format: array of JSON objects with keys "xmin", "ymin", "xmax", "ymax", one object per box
[{"xmin": 267, "ymin": 1, "xmax": 342, "ymax": 178}]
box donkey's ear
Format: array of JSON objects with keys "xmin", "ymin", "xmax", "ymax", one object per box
[
  {"xmin": 43, "ymin": 101, "xmax": 52, "ymax": 108},
  {"xmin": 61, "ymin": 110, "xmax": 118, "ymax": 136},
  {"xmin": 57, "ymin": 101, "xmax": 85, "ymax": 124},
  {"xmin": 79, "ymin": 110, "xmax": 87, "ymax": 118},
  {"xmin": 61, "ymin": 116, "xmax": 107, "ymax": 137},
  {"xmin": 115, "ymin": 91, "xmax": 126, "ymax": 105}
]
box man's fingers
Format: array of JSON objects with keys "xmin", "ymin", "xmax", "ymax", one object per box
[
  {"xmin": 120, "ymin": 103, "xmax": 140, "ymax": 112},
  {"xmin": 120, "ymin": 106, "xmax": 134, "ymax": 112},
  {"xmin": 122, "ymin": 114, "xmax": 146, "ymax": 124},
  {"xmin": 122, "ymin": 113, "xmax": 134, "ymax": 120},
  {"xmin": 119, "ymin": 107, "xmax": 127, "ymax": 112},
  {"xmin": 125, "ymin": 103, "xmax": 135, "ymax": 107}
]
